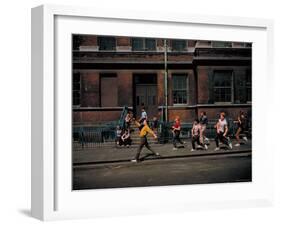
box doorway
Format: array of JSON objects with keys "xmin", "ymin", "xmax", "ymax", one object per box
[{"xmin": 133, "ymin": 74, "xmax": 158, "ymax": 120}]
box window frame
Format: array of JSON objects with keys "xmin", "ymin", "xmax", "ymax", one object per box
[
  {"xmin": 213, "ymin": 70, "xmax": 234, "ymax": 104},
  {"xmin": 212, "ymin": 41, "xmax": 233, "ymax": 48},
  {"xmin": 98, "ymin": 36, "xmax": 116, "ymax": 51},
  {"xmin": 246, "ymin": 69, "xmax": 252, "ymax": 103},
  {"xmin": 170, "ymin": 39, "xmax": 187, "ymax": 52},
  {"xmin": 131, "ymin": 38, "xmax": 156, "ymax": 51},
  {"xmin": 172, "ymin": 73, "xmax": 189, "ymax": 105}
]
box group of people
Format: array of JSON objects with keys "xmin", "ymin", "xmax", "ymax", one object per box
[
  {"xmin": 115, "ymin": 106, "xmax": 160, "ymax": 162},
  {"xmin": 115, "ymin": 110, "xmax": 134, "ymax": 148},
  {"xmin": 116, "ymin": 106, "xmax": 249, "ymax": 163},
  {"xmin": 172, "ymin": 111, "xmax": 248, "ymax": 152}
]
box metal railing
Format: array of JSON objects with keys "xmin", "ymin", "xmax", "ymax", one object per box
[
  {"xmin": 118, "ymin": 106, "xmax": 128, "ymax": 129},
  {"xmin": 73, "ymin": 118, "xmax": 251, "ymax": 150}
]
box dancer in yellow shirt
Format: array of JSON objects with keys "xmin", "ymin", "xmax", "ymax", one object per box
[{"xmin": 131, "ymin": 119, "xmax": 160, "ymax": 163}]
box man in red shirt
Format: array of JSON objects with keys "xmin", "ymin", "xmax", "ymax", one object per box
[{"xmin": 172, "ymin": 117, "xmax": 184, "ymax": 150}]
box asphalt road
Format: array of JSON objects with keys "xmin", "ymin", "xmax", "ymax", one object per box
[{"xmin": 73, "ymin": 152, "xmax": 252, "ymax": 190}]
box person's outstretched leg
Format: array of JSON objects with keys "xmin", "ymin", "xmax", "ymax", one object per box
[
  {"xmin": 215, "ymin": 133, "xmax": 220, "ymax": 150},
  {"xmin": 176, "ymin": 132, "xmax": 184, "ymax": 145},
  {"xmin": 144, "ymin": 137, "xmax": 160, "ymax": 156},
  {"xmin": 133, "ymin": 137, "xmax": 145, "ymax": 162},
  {"xmin": 235, "ymin": 127, "xmax": 241, "ymax": 146},
  {"xmin": 191, "ymin": 136, "xmax": 196, "ymax": 151},
  {"xmin": 172, "ymin": 132, "xmax": 177, "ymax": 148},
  {"xmin": 221, "ymin": 135, "xmax": 232, "ymax": 149}
]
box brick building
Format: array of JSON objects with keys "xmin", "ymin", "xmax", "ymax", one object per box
[{"xmin": 72, "ymin": 35, "xmax": 251, "ymax": 125}]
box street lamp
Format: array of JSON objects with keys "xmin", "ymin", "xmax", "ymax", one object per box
[{"xmin": 164, "ymin": 39, "xmax": 168, "ymax": 122}]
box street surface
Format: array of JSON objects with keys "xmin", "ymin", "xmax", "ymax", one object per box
[{"xmin": 73, "ymin": 151, "xmax": 252, "ymax": 190}]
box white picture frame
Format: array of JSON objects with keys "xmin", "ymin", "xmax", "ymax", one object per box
[{"xmin": 31, "ymin": 4, "xmax": 274, "ymax": 221}]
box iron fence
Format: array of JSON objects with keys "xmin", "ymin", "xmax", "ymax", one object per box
[{"xmin": 73, "ymin": 118, "xmax": 251, "ymax": 150}]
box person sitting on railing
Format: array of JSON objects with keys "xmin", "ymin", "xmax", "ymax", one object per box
[
  {"xmin": 214, "ymin": 112, "xmax": 233, "ymax": 151},
  {"xmin": 131, "ymin": 119, "xmax": 160, "ymax": 163},
  {"xmin": 124, "ymin": 110, "xmax": 133, "ymax": 130},
  {"xmin": 121, "ymin": 129, "xmax": 132, "ymax": 148},
  {"xmin": 191, "ymin": 119, "xmax": 208, "ymax": 152}
]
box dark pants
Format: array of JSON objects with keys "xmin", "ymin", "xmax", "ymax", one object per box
[
  {"xmin": 191, "ymin": 135, "xmax": 204, "ymax": 149},
  {"xmin": 215, "ymin": 132, "xmax": 230, "ymax": 147},
  {"xmin": 172, "ymin": 130, "xmax": 183, "ymax": 148},
  {"xmin": 135, "ymin": 136, "xmax": 157, "ymax": 160}
]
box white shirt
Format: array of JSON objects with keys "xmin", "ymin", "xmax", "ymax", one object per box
[
  {"xmin": 192, "ymin": 124, "xmax": 201, "ymax": 136},
  {"xmin": 217, "ymin": 118, "xmax": 227, "ymax": 133},
  {"xmin": 141, "ymin": 111, "xmax": 147, "ymax": 119}
]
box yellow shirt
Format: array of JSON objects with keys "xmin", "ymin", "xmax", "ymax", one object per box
[
  {"xmin": 135, "ymin": 121, "xmax": 155, "ymax": 137},
  {"xmin": 139, "ymin": 125, "xmax": 154, "ymax": 137}
]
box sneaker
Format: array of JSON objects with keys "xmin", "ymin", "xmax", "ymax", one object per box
[
  {"xmin": 235, "ymin": 143, "xmax": 240, "ymax": 147},
  {"xmin": 173, "ymin": 147, "xmax": 178, "ymax": 151},
  {"xmin": 229, "ymin": 143, "xmax": 233, "ymax": 150},
  {"xmin": 197, "ymin": 145, "xmax": 203, "ymax": 149},
  {"xmin": 214, "ymin": 147, "xmax": 220, "ymax": 151},
  {"xmin": 155, "ymin": 152, "xmax": 161, "ymax": 157},
  {"xmin": 131, "ymin": 159, "xmax": 138, "ymax": 163},
  {"xmin": 243, "ymin": 137, "xmax": 248, "ymax": 142},
  {"xmin": 204, "ymin": 144, "xmax": 208, "ymax": 150},
  {"xmin": 191, "ymin": 149, "xmax": 196, "ymax": 152}
]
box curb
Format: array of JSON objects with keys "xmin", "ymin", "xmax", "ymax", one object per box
[{"xmin": 73, "ymin": 149, "xmax": 252, "ymax": 167}]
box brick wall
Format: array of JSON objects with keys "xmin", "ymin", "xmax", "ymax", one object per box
[
  {"xmin": 118, "ymin": 71, "xmax": 133, "ymax": 106},
  {"xmin": 168, "ymin": 108, "xmax": 196, "ymax": 122},
  {"xmin": 80, "ymin": 71, "xmax": 100, "ymax": 107}
]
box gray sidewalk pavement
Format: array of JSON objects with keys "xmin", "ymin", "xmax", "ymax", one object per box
[{"xmin": 73, "ymin": 139, "xmax": 252, "ymax": 165}]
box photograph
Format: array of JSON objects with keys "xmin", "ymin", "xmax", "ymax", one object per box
[{"xmin": 72, "ymin": 35, "xmax": 252, "ymax": 190}]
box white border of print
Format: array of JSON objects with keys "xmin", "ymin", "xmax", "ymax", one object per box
[{"xmin": 31, "ymin": 4, "xmax": 274, "ymax": 221}]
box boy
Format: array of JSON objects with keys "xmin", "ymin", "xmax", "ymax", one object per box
[
  {"xmin": 191, "ymin": 119, "xmax": 208, "ymax": 151},
  {"xmin": 139, "ymin": 106, "xmax": 148, "ymax": 122},
  {"xmin": 131, "ymin": 119, "xmax": 160, "ymax": 163},
  {"xmin": 214, "ymin": 112, "xmax": 233, "ymax": 151},
  {"xmin": 172, "ymin": 117, "xmax": 184, "ymax": 150},
  {"xmin": 199, "ymin": 111, "xmax": 209, "ymax": 144}
]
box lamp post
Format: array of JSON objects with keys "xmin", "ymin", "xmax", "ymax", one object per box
[{"xmin": 164, "ymin": 39, "xmax": 168, "ymax": 122}]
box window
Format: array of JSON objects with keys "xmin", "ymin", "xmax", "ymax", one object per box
[
  {"xmin": 212, "ymin": 41, "xmax": 232, "ymax": 48},
  {"xmin": 72, "ymin": 72, "xmax": 81, "ymax": 106},
  {"xmin": 132, "ymin": 38, "xmax": 156, "ymax": 51},
  {"xmin": 98, "ymin": 36, "xmax": 116, "ymax": 51},
  {"xmin": 171, "ymin": 40, "xmax": 187, "ymax": 51},
  {"xmin": 213, "ymin": 71, "xmax": 233, "ymax": 103},
  {"xmin": 172, "ymin": 74, "xmax": 188, "ymax": 104},
  {"xmin": 246, "ymin": 69, "xmax": 252, "ymax": 102},
  {"xmin": 100, "ymin": 74, "xmax": 118, "ymax": 107},
  {"xmin": 72, "ymin": 35, "xmax": 83, "ymax": 50}
]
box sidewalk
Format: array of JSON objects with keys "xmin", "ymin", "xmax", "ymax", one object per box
[{"xmin": 73, "ymin": 139, "xmax": 252, "ymax": 165}]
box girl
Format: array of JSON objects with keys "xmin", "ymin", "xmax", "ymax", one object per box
[{"xmin": 234, "ymin": 111, "xmax": 248, "ymax": 146}]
